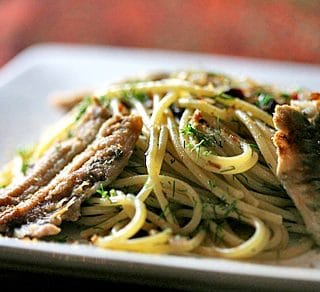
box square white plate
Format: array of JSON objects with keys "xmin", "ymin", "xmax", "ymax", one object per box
[{"xmin": 1, "ymin": 43, "xmax": 320, "ymax": 290}]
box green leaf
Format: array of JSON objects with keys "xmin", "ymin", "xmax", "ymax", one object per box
[
  {"xmin": 218, "ymin": 93, "xmax": 234, "ymax": 100},
  {"xmin": 75, "ymin": 96, "xmax": 92, "ymax": 121},
  {"xmin": 21, "ymin": 162, "xmax": 29, "ymax": 175},
  {"xmin": 96, "ymin": 184, "xmax": 109, "ymax": 198},
  {"xmin": 124, "ymin": 90, "xmax": 148, "ymax": 103},
  {"xmin": 256, "ymin": 92, "xmax": 274, "ymax": 108}
]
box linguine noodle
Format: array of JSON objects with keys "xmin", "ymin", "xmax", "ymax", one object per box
[{"xmin": 0, "ymin": 70, "xmax": 314, "ymax": 261}]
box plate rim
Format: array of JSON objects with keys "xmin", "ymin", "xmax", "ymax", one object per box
[{"xmin": 1, "ymin": 42, "xmax": 320, "ymax": 289}]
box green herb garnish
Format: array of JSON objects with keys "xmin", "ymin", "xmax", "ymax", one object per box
[
  {"xmin": 98, "ymin": 95, "xmax": 110, "ymax": 107},
  {"xmin": 256, "ymin": 92, "xmax": 274, "ymax": 108},
  {"xmin": 96, "ymin": 184, "xmax": 109, "ymax": 198},
  {"xmin": 75, "ymin": 96, "xmax": 92, "ymax": 121},
  {"xmin": 21, "ymin": 162, "xmax": 29, "ymax": 175},
  {"xmin": 181, "ymin": 124, "xmax": 222, "ymax": 148},
  {"xmin": 17, "ymin": 147, "xmax": 31, "ymax": 175},
  {"xmin": 208, "ymin": 179, "xmax": 216, "ymax": 191},
  {"xmin": 216, "ymin": 197, "xmax": 241, "ymax": 220},
  {"xmin": 249, "ymin": 143, "xmax": 260, "ymax": 152},
  {"xmin": 280, "ymin": 93, "xmax": 291, "ymax": 103},
  {"xmin": 220, "ymin": 165, "xmax": 236, "ymax": 173},
  {"xmin": 214, "ymin": 222, "xmax": 225, "ymax": 244},
  {"xmin": 124, "ymin": 90, "xmax": 148, "ymax": 103},
  {"xmin": 218, "ymin": 93, "xmax": 234, "ymax": 100}
]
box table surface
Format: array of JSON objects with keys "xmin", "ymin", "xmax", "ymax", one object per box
[
  {"xmin": 0, "ymin": 267, "xmax": 274, "ymax": 291},
  {"xmin": 1, "ymin": 0, "xmax": 320, "ymax": 68},
  {"xmin": 1, "ymin": 268, "xmax": 177, "ymax": 291}
]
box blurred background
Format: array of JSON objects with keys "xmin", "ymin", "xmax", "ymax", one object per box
[
  {"xmin": 1, "ymin": 0, "xmax": 320, "ymax": 67},
  {"xmin": 0, "ymin": 1, "xmax": 320, "ymax": 289}
]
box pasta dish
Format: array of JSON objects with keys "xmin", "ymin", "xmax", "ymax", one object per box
[{"xmin": 0, "ymin": 70, "xmax": 319, "ymax": 262}]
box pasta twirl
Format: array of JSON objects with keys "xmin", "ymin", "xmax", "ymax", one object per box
[{"xmin": 0, "ymin": 70, "xmax": 315, "ymax": 261}]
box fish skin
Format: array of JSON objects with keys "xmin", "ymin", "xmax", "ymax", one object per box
[
  {"xmin": 0, "ymin": 114, "xmax": 142, "ymax": 238},
  {"xmin": 0, "ymin": 100, "xmax": 110, "ymax": 208}
]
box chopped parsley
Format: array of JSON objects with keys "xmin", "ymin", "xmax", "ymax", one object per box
[
  {"xmin": 17, "ymin": 147, "xmax": 29, "ymax": 157},
  {"xmin": 208, "ymin": 179, "xmax": 216, "ymax": 191},
  {"xmin": 123, "ymin": 90, "xmax": 148, "ymax": 103},
  {"xmin": 236, "ymin": 173, "xmax": 249, "ymax": 185},
  {"xmin": 159, "ymin": 203, "xmax": 170, "ymax": 219},
  {"xmin": 172, "ymin": 180, "xmax": 176, "ymax": 198},
  {"xmin": 213, "ymin": 222, "xmax": 225, "ymax": 244},
  {"xmin": 280, "ymin": 93, "xmax": 291, "ymax": 103},
  {"xmin": 216, "ymin": 197, "xmax": 241, "ymax": 221},
  {"xmin": 17, "ymin": 147, "xmax": 31, "ymax": 175},
  {"xmin": 98, "ymin": 95, "xmax": 110, "ymax": 107},
  {"xmin": 21, "ymin": 162, "xmax": 29, "ymax": 175},
  {"xmin": 96, "ymin": 184, "xmax": 109, "ymax": 198},
  {"xmin": 109, "ymin": 189, "xmax": 117, "ymax": 197},
  {"xmin": 75, "ymin": 96, "xmax": 92, "ymax": 121},
  {"xmin": 217, "ymin": 93, "xmax": 235, "ymax": 100},
  {"xmin": 220, "ymin": 165, "xmax": 236, "ymax": 173},
  {"xmin": 181, "ymin": 123, "xmax": 222, "ymax": 148},
  {"xmin": 222, "ymin": 200, "xmax": 238, "ymax": 218},
  {"xmin": 255, "ymin": 91, "xmax": 276, "ymax": 113},
  {"xmin": 187, "ymin": 140, "xmax": 205, "ymax": 159},
  {"xmin": 249, "ymin": 143, "xmax": 259, "ymax": 151},
  {"xmin": 257, "ymin": 92, "xmax": 274, "ymax": 107},
  {"xmin": 96, "ymin": 184, "xmax": 117, "ymax": 200}
]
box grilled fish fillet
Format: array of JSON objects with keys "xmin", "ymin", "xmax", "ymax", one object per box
[
  {"xmin": 273, "ymin": 104, "xmax": 320, "ymax": 244},
  {"xmin": 0, "ymin": 114, "xmax": 142, "ymax": 238},
  {"xmin": 0, "ymin": 100, "xmax": 110, "ymax": 208}
]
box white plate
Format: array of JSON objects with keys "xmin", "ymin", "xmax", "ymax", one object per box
[{"xmin": 1, "ymin": 43, "xmax": 320, "ymax": 290}]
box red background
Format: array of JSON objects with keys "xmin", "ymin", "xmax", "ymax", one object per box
[{"xmin": 1, "ymin": 0, "xmax": 320, "ymax": 67}]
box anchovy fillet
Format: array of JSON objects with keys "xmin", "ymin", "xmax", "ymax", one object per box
[
  {"xmin": 274, "ymin": 105, "xmax": 320, "ymax": 244},
  {"xmin": 0, "ymin": 101, "xmax": 110, "ymax": 208},
  {"xmin": 0, "ymin": 114, "xmax": 142, "ymax": 238}
]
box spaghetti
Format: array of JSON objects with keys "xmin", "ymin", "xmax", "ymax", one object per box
[{"xmin": 0, "ymin": 70, "xmax": 314, "ymax": 261}]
